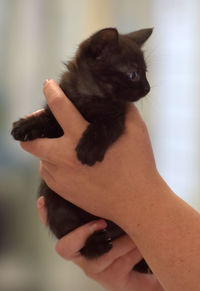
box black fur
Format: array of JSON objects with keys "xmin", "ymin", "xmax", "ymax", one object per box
[{"xmin": 11, "ymin": 27, "xmax": 153, "ymax": 273}]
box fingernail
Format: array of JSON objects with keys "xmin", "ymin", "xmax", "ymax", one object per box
[
  {"xmin": 37, "ymin": 197, "xmax": 45, "ymax": 209},
  {"xmin": 88, "ymin": 219, "xmax": 107, "ymax": 233},
  {"xmin": 43, "ymin": 79, "xmax": 51, "ymax": 86},
  {"xmin": 34, "ymin": 109, "xmax": 44, "ymax": 114}
]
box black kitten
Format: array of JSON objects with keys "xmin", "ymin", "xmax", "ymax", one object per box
[{"xmin": 11, "ymin": 27, "xmax": 153, "ymax": 274}]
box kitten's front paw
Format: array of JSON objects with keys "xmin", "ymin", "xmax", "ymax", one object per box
[
  {"xmin": 80, "ymin": 229, "xmax": 113, "ymax": 259},
  {"xmin": 11, "ymin": 118, "xmax": 44, "ymax": 141},
  {"xmin": 76, "ymin": 138, "xmax": 106, "ymax": 166}
]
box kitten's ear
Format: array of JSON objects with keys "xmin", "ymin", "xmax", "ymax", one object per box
[
  {"xmin": 126, "ymin": 28, "xmax": 153, "ymax": 47},
  {"xmin": 89, "ymin": 28, "xmax": 119, "ymax": 59}
]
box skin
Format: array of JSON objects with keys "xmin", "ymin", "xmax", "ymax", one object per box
[
  {"xmin": 21, "ymin": 80, "xmax": 200, "ymax": 291},
  {"xmin": 37, "ymin": 196, "xmax": 163, "ymax": 291}
]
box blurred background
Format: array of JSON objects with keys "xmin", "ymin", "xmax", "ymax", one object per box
[{"xmin": 1, "ymin": 0, "xmax": 200, "ymax": 290}]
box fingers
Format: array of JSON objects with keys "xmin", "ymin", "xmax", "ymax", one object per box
[
  {"xmin": 37, "ymin": 198, "xmax": 142, "ymax": 279},
  {"xmin": 56, "ymin": 226, "xmax": 138, "ymax": 276},
  {"xmin": 56, "ymin": 220, "xmax": 107, "ymax": 260},
  {"xmin": 43, "ymin": 80, "xmax": 88, "ymax": 139},
  {"xmin": 108, "ymin": 247, "xmax": 143, "ymax": 275}
]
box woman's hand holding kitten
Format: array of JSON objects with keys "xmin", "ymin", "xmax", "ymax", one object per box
[
  {"xmin": 37, "ymin": 196, "xmax": 164, "ymax": 291},
  {"xmin": 21, "ymin": 80, "xmax": 157, "ymax": 223}
]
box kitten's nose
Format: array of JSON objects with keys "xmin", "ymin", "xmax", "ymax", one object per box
[{"xmin": 144, "ymin": 82, "xmax": 150, "ymax": 94}]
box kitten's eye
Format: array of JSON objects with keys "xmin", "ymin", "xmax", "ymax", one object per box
[{"xmin": 128, "ymin": 71, "xmax": 139, "ymax": 81}]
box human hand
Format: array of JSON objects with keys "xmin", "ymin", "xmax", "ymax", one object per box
[
  {"xmin": 37, "ymin": 196, "xmax": 163, "ymax": 291},
  {"xmin": 21, "ymin": 80, "xmax": 158, "ymax": 226}
]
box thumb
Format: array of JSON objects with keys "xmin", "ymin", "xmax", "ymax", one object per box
[{"xmin": 43, "ymin": 80, "xmax": 88, "ymax": 140}]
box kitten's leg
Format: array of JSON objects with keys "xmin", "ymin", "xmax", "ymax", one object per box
[
  {"xmin": 40, "ymin": 181, "xmax": 101, "ymax": 239},
  {"xmin": 81, "ymin": 229, "xmax": 152, "ymax": 273},
  {"xmin": 134, "ymin": 259, "xmax": 153, "ymax": 274},
  {"xmin": 76, "ymin": 116, "xmax": 125, "ymax": 166},
  {"xmin": 81, "ymin": 227, "xmax": 152, "ymax": 273},
  {"xmin": 42, "ymin": 181, "xmax": 114, "ymax": 257},
  {"xmin": 41, "ymin": 183, "xmax": 152, "ymax": 273},
  {"xmin": 80, "ymin": 221, "xmax": 125, "ymax": 259},
  {"xmin": 11, "ymin": 107, "xmax": 63, "ymax": 141}
]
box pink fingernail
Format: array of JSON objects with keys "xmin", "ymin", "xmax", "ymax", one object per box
[
  {"xmin": 43, "ymin": 79, "xmax": 50, "ymax": 86},
  {"xmin": 37, "ymin": 197, "xmax": 44, "ymax": 209},
  {"xmin": 34, "ymin": 109, "xmax": 44, "ymax": 114},
  {"xmin": 88, "ymin": 219, "xmax": 107, "ymax": 233}
]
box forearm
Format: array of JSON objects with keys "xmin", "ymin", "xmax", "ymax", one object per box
[{"xmin": 115, "ymin": 172, "xmax": 200, "ymax": 291}]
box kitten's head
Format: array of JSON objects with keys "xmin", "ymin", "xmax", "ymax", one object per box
[{"xmin": 73, "ymin": 27, "xmax": 153, "ymax": 102}]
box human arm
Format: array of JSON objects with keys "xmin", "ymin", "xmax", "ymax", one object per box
[{"xmin": 21, "ymin": 80, "xmax": 200, "ymax": 291}]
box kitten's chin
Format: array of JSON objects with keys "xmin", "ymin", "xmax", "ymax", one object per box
[
  {"xmin": 126, "ymin": 94, "xmax": 146, "ymax": 102},
  {"xmin": 127, "ymin": 90, "xmax": 150, "ymax": 102}
]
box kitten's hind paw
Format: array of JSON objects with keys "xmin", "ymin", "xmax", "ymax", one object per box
[
  {"xmin": 80, "ymin": 229, "xmax": 113, "ymax": 259},
  {"xmin": 133, "ymin": 258, "xmax": 153, "ymax": 274}
]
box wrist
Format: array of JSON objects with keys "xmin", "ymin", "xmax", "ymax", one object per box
[
  {"xmin": 113, "ymin": 171, "xmax": 200, "ymax": 291},
  {"xmin": 112, "ymin": 168, "xmax": 162, "ymax": 232}
]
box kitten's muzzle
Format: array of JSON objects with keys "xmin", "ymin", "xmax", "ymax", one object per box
[
  {"xmin": 133, "ymin": 82, "xmax": 150, "ymax": 101},
  {"xmin": 143, "ymin": 82, "xmax": 150, "ymax": 95},
  {"xmin": 137, "ymin": 81, "xmax": 150, "ymax": 98}
]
